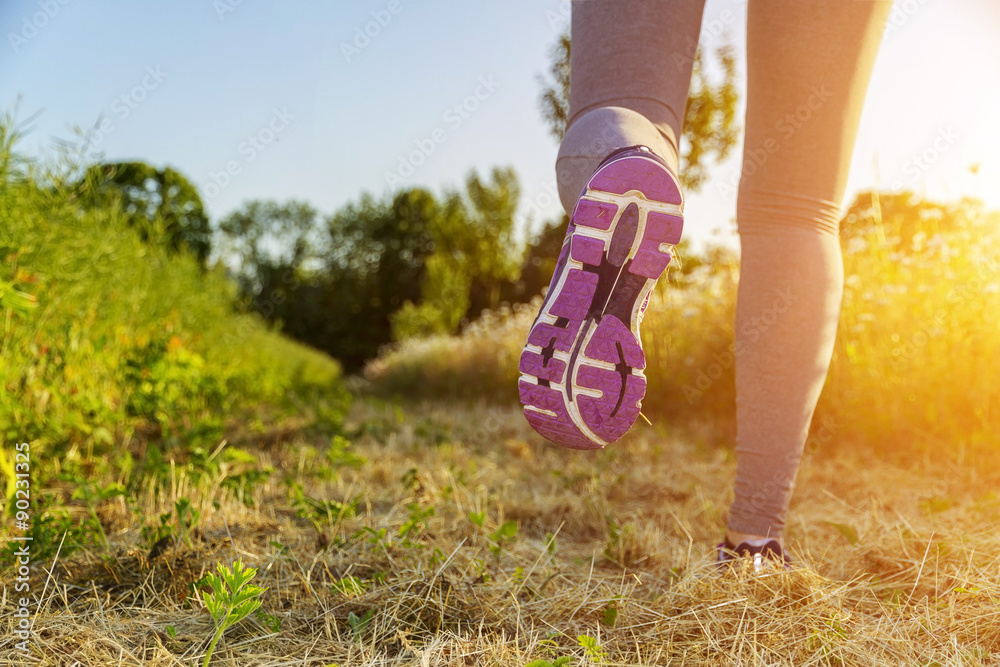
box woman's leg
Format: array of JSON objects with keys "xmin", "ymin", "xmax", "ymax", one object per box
[
  {"xmin": 729, "ymin": 0, "xmax": 892, "ymax": 542},
  {"xmin": 556, "ymin": 0, "xmax": 707, "ymax": 214}
]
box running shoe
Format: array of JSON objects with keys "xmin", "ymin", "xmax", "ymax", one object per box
[
  {"xmin": 518, "ymin": 145, "xmax": 684, "ymax": 449},
  {"xmin": 716, "ymin": 538, "xmax": 793, "ymax": 572}
]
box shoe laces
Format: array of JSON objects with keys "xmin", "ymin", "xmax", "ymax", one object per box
[{"xmin": 717, "ymin": 538, "xmax": 792, "ymax": 573}]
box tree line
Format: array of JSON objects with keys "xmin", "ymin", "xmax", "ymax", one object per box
[{"xmin": 71, "ymin": 34, "xmax": 742, "ymax": 372}]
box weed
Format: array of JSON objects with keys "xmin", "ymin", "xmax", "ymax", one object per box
[
  {"xmin": 347, "ymin": 609, "xmax": 374, "ymax": 643},
  {"xmin": 399, "ymin": 502, "xmax": 435, "ymax": 545},
  {"xmin": 198, "ymin": 559, "xmax": 268, "ymax": 667},
  {"xmin": 524, "ymin": 658, "xmax": 571, "ymax": 667},
  {"xmin": 331, "ymin": 575, "xmax": 368, "ymax": 597},
  {"xmin": 488, "ymin": 520, "xmax": 518, "ymax": 562},
  {"xmin": 577, "ymin": 634, "xmax": 604, "ymax": 662},
  {"xmin": 174, "ymin": 497, "xmax": 202, "ymax": 549},
  {"xmin": 70, "ymin": 480, "xmax": 125, "ymax": 551}
]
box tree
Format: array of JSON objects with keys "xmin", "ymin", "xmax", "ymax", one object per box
[
  {"xmin": 538, "ymin": 33, "xmax": 739, "ymax": 192},
  {"xmin": 453, "ymin": 167, "xmax": 522, "ymax": 315},
  {"xmin": 323, "ymin": 189, "xmax": 439, "ymax": 366},
  {"xmin": 81, "ymin": 161, "xmax": 212, "ymax": 263},
  {"xmin": 391, "ymin": 167, "xmax": 523, "ymax": 340},
  {"xmin": 217, "ymin": 199, "xmax": 321, "ymax": 297}
]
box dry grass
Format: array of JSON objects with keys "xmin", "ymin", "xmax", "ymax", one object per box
[
  {"xmin": 5, "ymin": 399, "xmax": 999, "ymax": 666},
  {"xmin": 365, "ymin": 197, "xmax": 1000, "ymax": 466}
]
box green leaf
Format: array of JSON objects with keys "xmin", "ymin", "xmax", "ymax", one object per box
[
  {"xmin": 202, "ymin": 573, "xmax": 227, "ymax": 598},
  {"xmin": 331, "ymin": 576, "xmax": 367, "ymax": 597},
  {"xmin": 824, "ymin": 521, "xmax": 859, "ymax": 545},
  {"xmin": 490, "ymin": 520, "xmax": 518, "ymax": 544},
  {"xmin": 229, "ymin": 598, "xmax": 263, "ymax": 623},
  {"xmin": 601, "ymin": 604, "xmax": 618, "ymax": 627},
  {"xmin": 256, "ymin": 610, "xmax": 281, "ymax": 633},
  {"xmin": 0, "ymin": 281, "xmax": 38, "ymax": 314}
]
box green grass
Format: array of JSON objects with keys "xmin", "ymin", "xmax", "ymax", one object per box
[{"xmin": 0, "ymin": 119, "xmax": 345, "ymax": 546}]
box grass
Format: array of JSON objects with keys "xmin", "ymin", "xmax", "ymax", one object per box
[
  {"xmin": 5, "ymin": 399, "xmax": 999, "ymax": 665},
  {"xmin": 3, "ymin": 118, "xmax": 1000, "ymax": 664},
  {"xmin": 367, "ymin": 196, "xmax": 1000, "ymax": 466},
  {"xmin": 0, "ymin": 115, "xmax": 344, "ymax": 470}
]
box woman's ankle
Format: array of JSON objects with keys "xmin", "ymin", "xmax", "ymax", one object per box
[{"xmin": 726, "ymin": 528, "xmax": 782, "ymax": 548}]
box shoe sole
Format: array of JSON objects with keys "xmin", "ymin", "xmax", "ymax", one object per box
[{"xmin": 518, "ymin": 150, "xmax": 684, "ymax": 449}]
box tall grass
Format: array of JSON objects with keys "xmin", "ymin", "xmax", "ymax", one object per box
[
  {"xmin": 0, "ymin": 118, "xmax": 343, "ymax": 484},
  {"xmin": 366, "ymin": 198, "xmax": 1000, "ymax": 463}
]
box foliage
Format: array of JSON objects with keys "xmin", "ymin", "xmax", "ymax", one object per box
[
  {"xmin": 217, "ymin": 199, "xmax": 322, "ymax": 299},
  {"xmin": 198, "ymin": 559, "xmax": 268, "ymax": 667},
  {"xmin": 367, "ymin": 191, "xmax": 1000, "ymax": 465},
  {"xmin": 216, "ymin": 168, "xmax": 523, "ymax": 369},
  {"xmin": 79, "ymin": 161, "xmax": 212, "ymax": 263},
  {"xmin": 0, "ymin": 118, "xmax": 345, "ymax": 550}
]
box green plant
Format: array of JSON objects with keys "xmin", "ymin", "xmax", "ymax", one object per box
[
  {"xmin": 255, "ymin": 610, "xmax": 282, "ymax": 633},
  {"xmin": 331, "ymin": 576, "xmax": 368, "ymax": 597},
  {"xmin": 0, "ymin": 278, "xmax": 38, "ymax": 315},
  {"xmin": 577, "ymin": 635, "xmax": 604, "ymax": 662},
  {"xmin": 524, "ymin": 658, "xmax": 571, "ymax": 667},
  {"xmin": 544, "ymin": 532, "xmax": 558, "ymax": 565},
  {"xmin": 347, "ymin": 609, "xmax": 374, "ymax": 643},
  {"xmin": 488, "ymin": 520, "xmax": 518, "ymax": 562},
  {"xmin": 1, "ymin": 501, "xmax": 80, "ymax": 563},
  {"xmin": 324, "ymin": 435, "xmax": 366, "ymax": 472},
  {"xmin": 399, "ymin": 502, "xmax": 435, "ymax": 546},
  {"xmin": 140, "ymin": 508, "xmax": 175, "ymax": 550},
  {"xmin": 175, "ymin": 497, "xmax": 202, "ymax": 549},
  {"xmin": 600, "ymin": 603, "xmax": 618, "ymax": 628},
  {"xmin": 199, "ymin": 559, "xmax": 268, "ymax": 667},
  {"xmin": 70, "ymin": 480, "xmax": 125, "ymax": 551},
  {"xmin": 287, "ymin": 480, "xmax": 356, "ymax": 541}
]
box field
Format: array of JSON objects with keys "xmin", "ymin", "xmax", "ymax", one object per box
[
  {"xmin": 6, "ymin": 399, "xmax": 1000, "ymax": 665},
  {"xmin": 3, "ymin": 125, "xmax": 1000, "ymax": 666}
]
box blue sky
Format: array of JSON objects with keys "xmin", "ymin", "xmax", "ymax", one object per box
[{"xmin": 2, "ymin": 0, "xmax": 998, "ymax": 251}]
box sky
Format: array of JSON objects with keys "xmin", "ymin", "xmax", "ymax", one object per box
[{"xmin": 2, "ymin": 0, "xmax": 998, "ymax": 251}]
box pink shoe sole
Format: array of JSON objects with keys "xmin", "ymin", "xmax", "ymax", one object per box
[{"xmin": 519, "ymin": 146, "xmax": 684, "ymax": 449}]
